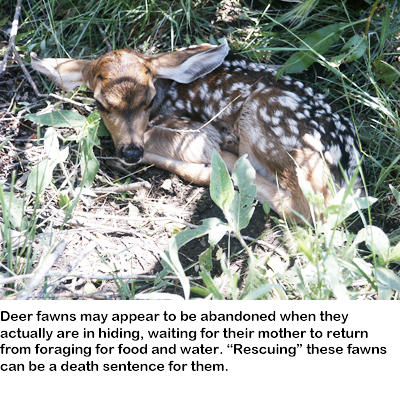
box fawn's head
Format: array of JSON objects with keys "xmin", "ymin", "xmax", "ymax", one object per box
[{"xmin": 31, "ymin": 41, "xmax": 229, "ymax": 164}]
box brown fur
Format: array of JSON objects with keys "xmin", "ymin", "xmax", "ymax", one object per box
[{"xmin": 31, "ymin": 42, "xmax": 363, "ymax": 224}]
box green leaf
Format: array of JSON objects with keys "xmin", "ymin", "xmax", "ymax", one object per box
[
  {"xmin": 263, "ymin": 201, "xmax": 270, "ymax": 215},
  {"xmin": 160, "ymin": 218, "xmax": 228, "ymax": 300},
  {"xmin": 175, "ymin": 218, "xmax": 228, "ymax": 249},
  {"xmin": 242, "ymin": 284, "xmax": 276, "ymax": 300},
  {"xmin": 325, "ymin": 189, "xmax": 377, "ymax": 229},
  {"xmin": 374, "ymin": 60, "xmax": 400, "ymax": 85},
  {"xmin": 199, "ymin": 270, "xmax": 224, "ymax": 300},
  {"xmin": 81, "ymin": 147, "xmax": 99, "ymax": 188},
  {"xmin": 1, "ymin": 191, "xmax": 26, "ymax": 230},
  {"xmin": 322, "ymin": 254, "xmax": 349, "ymax": 300},
  {"xmin": 25, "ymin": 110, "xmax": 86, "ymax": 128},
  {"xmin": 43, "ymin": 127, "xmax": 60, "ymax": 158},
  {"xmin": 389, "ymin": 184, "xmax": 400, "ymax": 206},
  {"xmin": 210, "ymin": 150, "xmax": 234, "ymax": 212},
  {"xmin": 86, "ymin": 110, "xmax": 110, "ymax": 137},
  {"xmin": 376, "ymin": 267, "xmax": 400, "ymax": 292},
  {"xmin": 355, "ymin": 226, "xmax": 390, "ymax": 266},
  {"xmin": 59, "ymin": 193, "xmax": 71, "ymax": 212},
  {"xmin": 26, "ymin": 158, "xmax": 58, "ymax": 195},
  {"xmin": 80, "ymin": 114, "xmax": 101, "ymax": 187},
  {"xmin": 389, "ymin": 242, "xmax": 400, "ymax": 264},
  {"xmin": 199, "ymin": 247, "xmax": 213, "ymax": 272},
  {"xmin": 160, "ymin": 236, "xmax": 191, "ymax": 300},
  {"xmin": 277, "ymin": 23, "xmax": 342, "ymax": 77},
  {"xmin": 331, "ymin": 34, "xmax": 368, "ymax": 66},
  {"xmin": 26, "ymin": 129, "xmax": 69, "ymax": 195},
  {"xmin": 379, "ymin": 8, "xmax": 391, "ymax": 53},
  {"xmin": 228, "ymin": 155, "xmax": 257, "ymax": 232}
]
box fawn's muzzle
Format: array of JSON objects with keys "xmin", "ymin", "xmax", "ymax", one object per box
[{"xmin": 120, "ymin": 144, "xmax": 144, "ymax": 164}]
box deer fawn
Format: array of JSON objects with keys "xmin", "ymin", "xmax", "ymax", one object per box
[{"xmin": 31, "ymin": 40, "xmax": 363, "ymax": 223}]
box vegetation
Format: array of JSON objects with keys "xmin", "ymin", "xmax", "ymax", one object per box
[{"xmin": 0, "ymin": 0, "xmax": 399, "ymax": 299}]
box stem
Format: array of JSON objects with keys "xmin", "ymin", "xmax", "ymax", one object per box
[{"xmin": 365, "ymin": 0, "xmax": 380, "ymax": 38}]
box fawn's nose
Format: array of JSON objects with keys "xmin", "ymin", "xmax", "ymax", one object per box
[{"xmin": 121, "ymin": 144, "xmax": 144, "ymax": 164}]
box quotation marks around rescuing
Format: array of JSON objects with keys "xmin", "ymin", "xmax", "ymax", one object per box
[{"xmin": 227, "ymin": 343, "xmax": 303, "ymax": 358}]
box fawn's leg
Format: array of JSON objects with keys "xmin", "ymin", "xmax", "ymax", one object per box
[
  {"xmin": 141, "ymin": 118, "xmax": 313, "ymax": 223},
  {"xmin": 141, "ymin": 118, "xmax": 224, "ymax": 185}
]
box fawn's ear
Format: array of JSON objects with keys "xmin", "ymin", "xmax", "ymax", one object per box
[
  {"xmin": 31, "ymin": 52, "xmax": 92, "ymax": 92},
  {"xmin": 150, "ymin": 39, "xmax": 229, "ymax": 84}
]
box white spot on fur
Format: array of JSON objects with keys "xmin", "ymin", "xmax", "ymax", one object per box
[
  {"xmin": 175, "ymin": 100, "xmax": 185, "ymax": 110},
  {"xmin": 283, "ymin": 91, "xmax": 303, "ymax": 103},
  {"xmin": 271, "ymin": 116, "xmax": 280, "ymax": 126},
  {"xmin": 259, "ymin": 107, "xmax": 270, "ymax": 123},
  {"xmin": 294, "ymin": 81, "xmax": 304, "ymax": 88},
  {"xmin": 303, "ymin": 133, "xmax": 323, "ymax": 152},
  {"xmin": 272, "ymin": 126, "xmax": 284, "ymax": 136},
  {"xmin": 304, "ymin": 87, "xmax": 314, "ymax": 96},
  {"xmin": 257, "ymin": 82, "xmax": 266, "ymax": 90},
  {"xmin": 296, "ymin": 112, "xmax": 306, "ymax": 120},
  {"xmin": 170, "ymin": 88, "xmax": 178, "ymax": 100},
  {"xmin": 287, "ymin": 119, "xmax": 299, "ymax": 134},
  {"xmin": 229, "ymin": 82, "xmax": 250, "ymax": 93},
  {"xmin": 329, "ymin": 144, "xmax": 342, "ymax": 163},
  {"xmin": 199, "ymin": 83, "xmax": 209, "ymax": 100},
  {"xmin": 213, "ymin": 88, "xmax": 223, "ymax": 102},
  {"xmin": 277, "ymin": 96, "xmax": 299, "ymax": 111}
]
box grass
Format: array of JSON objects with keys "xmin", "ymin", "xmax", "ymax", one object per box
[{"xmin": 0, "ymin": 0, "xmax": 399, "ymax": 299}]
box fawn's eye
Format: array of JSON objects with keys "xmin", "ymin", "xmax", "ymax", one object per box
[{"xmin": 95, "ymin": 99, "xmax": 107, "ymax": 112}]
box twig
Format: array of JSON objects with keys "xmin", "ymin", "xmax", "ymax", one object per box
[
  {"xmin": 74, "ymin": 210, "xmax": 198, "ymax": 228},
  {"xmin": 0, "ymin": 0, "xmax": 22, "ymax": 75},
  {"xmin": 48, "ymin": 93, "xmax": 92, "ymax": 110},
  {"xmin": 12, "ymin": 49, "xmax": 43, "ymax": 97},
  {"xmin": 16, "ymin": 239, "xmax": 68, "ymax": 300},
  {"xmin": 44, "ymin": 290, "xmax": 120, "ymax": 300},
  {"xmin": 0, "ymin": 272, "xmax": 200, "ymax": 286},
  {"xmin": 0, "ymin": 0, "xmax": 46, "ymax": 97},
  {"xmin": 242, "ymin": 235, "xmax": 288, "ymax": 258},
  {"xmin": 92, "ymin": 181, "xmax": 151, "ymax": 193},
  {"xmin": 96, "ymin": 24, "xmax": 113, "ymax": 53},
  {"xmin": 63, "ymin": 220, "xmax": 148, "ymax": 237}
]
